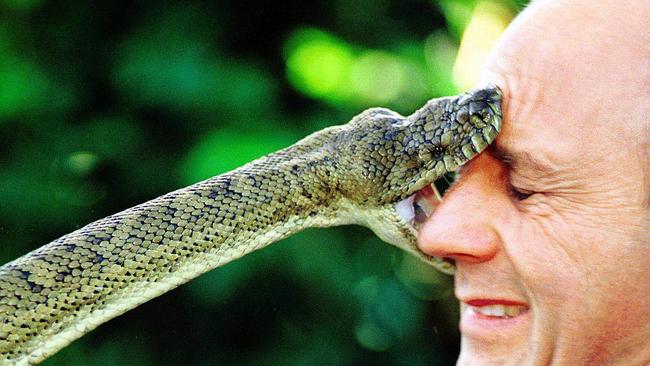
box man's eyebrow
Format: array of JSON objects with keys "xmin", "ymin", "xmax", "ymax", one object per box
[{"xmin": 489, "ymin": 145, "xmax": 554, "ymax": 173}]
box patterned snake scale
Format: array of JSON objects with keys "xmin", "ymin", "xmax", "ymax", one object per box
[{"xmin": 0, "ymin": 86, "xmax": 502, "ymax": 365}]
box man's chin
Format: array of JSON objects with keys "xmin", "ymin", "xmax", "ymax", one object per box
[
  {"xmin": 457, "ymin": 338, "xmax": 529, "ymax": 366},
  {"xmin": 456, "ymin": 303, "xmax": 533, "ymax": 365}
]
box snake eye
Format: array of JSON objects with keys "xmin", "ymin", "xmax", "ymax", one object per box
[
  {"xmin": 431, "ymin": 146, "xmax": 444, "ymax": 159},
  {"xmin": 419, "ymin": 146, "xmax": 444, "ymax": 163}
]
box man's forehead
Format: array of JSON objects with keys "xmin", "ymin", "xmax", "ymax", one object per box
[
  {"xmin": 491, "ymin": 140, "xmax": 555, "ymax": 174},
  {"xmin": 492, "ymin": 119, "xmax": 567, "ymax": 173}
]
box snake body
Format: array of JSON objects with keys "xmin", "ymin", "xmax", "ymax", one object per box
[{"xmin": 0, "ymin": 87, "xmax": 501, "ymax": 365}]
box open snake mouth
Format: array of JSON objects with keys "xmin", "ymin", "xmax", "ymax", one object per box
[{"xmin": 395, "ymin": 172, "xmax": 456, "ymax": 229}]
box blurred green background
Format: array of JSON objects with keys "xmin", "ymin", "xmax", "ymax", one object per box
[{"xmin": 0, "ymin": 0, "xmax": 527, "ymax": 364}]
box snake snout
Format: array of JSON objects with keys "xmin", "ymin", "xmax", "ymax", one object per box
[{"xmin": 461, "ymin": 86, "xmax": 502, "ymax": 131}]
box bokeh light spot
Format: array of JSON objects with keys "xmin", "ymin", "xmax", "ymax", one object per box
[
  {"xmin": 355, "ymin": 320, "xmax": 392, "ymax": 352},
  {"xmin": 0, "ymin": 59, "xmax": 47, "ymax": 118},
  {"xmin": 452, "ymin": 1, "xmax": 511, "ymax": 90},
  {"xmin": 181, "ymin": 127, "xmax": 298, "ymax": 185},
  {"xmin": 285, "ymin": 28, "xmax": 354, "ymax": 102},
  {"xmin": 66, "ymin": 152, "xmax": 99, "ymax": 177},
  {"xmin": 350, "ymin": 50, "xmax": 407, "ymax": 104}
]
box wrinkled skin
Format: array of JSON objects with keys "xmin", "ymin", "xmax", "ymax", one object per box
[{"xmin": 418, "ymin": 0, "xmax": 650, "ymax": 364}]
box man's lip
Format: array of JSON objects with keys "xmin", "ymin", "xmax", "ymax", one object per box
[
  {"xmin": 460, "ymin": 299, "xmax": 531, "ymax": 339},
  {"xmin": 465, "ymin": 299, "xmax": 528, "ymax": 307}
]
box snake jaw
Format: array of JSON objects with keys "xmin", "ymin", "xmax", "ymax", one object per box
[
  {"xmin": 373, "ymin": 86, "xmax": 502, "ymax": 274},
  {"xmin": 370, "ymin": 190, "xmax": 455, "ymax": 275},
  {"xmin": 384, "ymin": 86, "xmax": 502, "ymax": 204},
  {"xmin": 394, "ymin": 183, "xmax": 441, "ymax": 229}
]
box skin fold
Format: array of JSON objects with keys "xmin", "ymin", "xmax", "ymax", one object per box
[{"xmin": 418, "ymin": 0, "xmax": 650, "ymax": 364}]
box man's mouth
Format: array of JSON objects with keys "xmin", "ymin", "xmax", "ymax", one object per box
[
  {"xmin": 464, "ymin": 299, "xmax": 529, "ymax": 319},
  {"xmin": 459, "ymin": 299, "xmax": 530, "ymax": 338}
]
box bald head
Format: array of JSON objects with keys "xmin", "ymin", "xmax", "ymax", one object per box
[
  {"xmin": 419, "ymin": 2, "xmax": 650, "ymax": 363},
  {"xmin": 479, "ymin": 0, "xmax": 650, "ymax": 207}
]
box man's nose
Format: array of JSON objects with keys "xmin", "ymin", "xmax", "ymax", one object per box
[{"xmin": 417, "ymin": 153, "xmax": 506, "ymax": 264}]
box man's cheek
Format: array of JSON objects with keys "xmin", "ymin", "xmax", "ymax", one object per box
[{"xmin": 507, "ymin": 213, "xmax": 585, "ymax": 287}]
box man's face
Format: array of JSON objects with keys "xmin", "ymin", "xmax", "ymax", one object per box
[
  {"xmin": 418, "ymin": 109, "xmax": 649, "ymax": 364},
  {"xmin": 417, "ymin": 1, "xmax": 650, "ymax": 363}
]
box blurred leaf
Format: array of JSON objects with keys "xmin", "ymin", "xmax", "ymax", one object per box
[
  {"xmin": 113, "ymin": 4, "xmax": 277, "ymax": 115},
  {"xmin": 0, "ymin": 158, "xmax": 83, "ymax": 226},
  {"xmin": 0, "ymin": 57, "xmax": 48, "ymax": 119},
  {"xmin": 349, "ymin": 50, "xmax": 407, "ymax": 105},
  {"xmin": 75, "ymin": 116, "xmax": 143, "ymax": 161},
  {"xmin": 180, "ymin": 125, "xmax": 299, "ymax": 184},
  {"xmin": 1, "ymin": 0, "xmax": 44, "ymax": 11},
  {"xmin": 114, "ymin": 37, "xmax": 220, "ymax": 110},
  {"xmin": 354, "ymin": 276, "xmax": 425, "ymax": 351},
  {"xmin": 284, "ymin": 26, "xmax": 454, "ymax": 111},
  {"xmin": 66, "ymin": 151, "xmax": 99, "ymax": 176},
  {"xmin": 424, "ymin": 31, "xmax": 460, "ymax": 95},
  {"xmin": 284, "ymin": 28, "xmax": 355, "ymax": 104},
  {"xmin": 436, "ymin": 0, "xmax": 476, "ymax": 41}
]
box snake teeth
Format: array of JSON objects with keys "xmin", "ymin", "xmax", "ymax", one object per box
[
  {"xmin": 395, "ymin": 194, "xmax": 416, "ymax": 224},
  {"xmin": 395, "ymin": 183, "xmax": 441, "ymax": 229}
]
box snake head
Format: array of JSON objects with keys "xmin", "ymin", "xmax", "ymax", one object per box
[
  {"xmin": 332, "ymin": 86, "xmax": 502, "ymax": 273},
  {"xmin": 334, "ymin": 86, "xmax": 502, "ymax": 204},
  {"xmin": 386, "ymin": 86, "xmax": 502, "ymax": 202}
]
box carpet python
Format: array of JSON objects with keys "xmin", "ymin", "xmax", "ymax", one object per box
[{"xmin": 0, "ymin": 86, "xmax": 502, "ymax": 365}]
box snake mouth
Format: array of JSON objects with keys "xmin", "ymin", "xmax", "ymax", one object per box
[{"xmin": 395, "ymin": 172, "xmax": 456, "ymax": 229}]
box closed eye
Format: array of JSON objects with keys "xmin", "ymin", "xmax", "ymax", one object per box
[{"xmin": 509, "ymin": 184, "xmax": 534, "ymax": 201}]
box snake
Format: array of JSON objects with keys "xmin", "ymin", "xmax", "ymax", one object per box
[{"xmin": 0, "ymin": 86, "xmax": 501, "ymax": 365}]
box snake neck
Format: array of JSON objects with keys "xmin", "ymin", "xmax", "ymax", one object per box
[{"xmin": 0, "ymin": 127, "xmax": 346, "ymax": 365}]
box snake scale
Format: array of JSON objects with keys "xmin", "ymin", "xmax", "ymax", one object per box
[{"xmin": 0, "ymin": 86, "xmax": 501, "ymax": 365}]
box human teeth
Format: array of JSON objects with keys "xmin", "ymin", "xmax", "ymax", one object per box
[
  {"xmin": 505, "ymin": 305, "xmax": 525, "ymax": 317},
  {"xmin": 468, "ymin": 304, "xmax": 526, "ymax": 318}
]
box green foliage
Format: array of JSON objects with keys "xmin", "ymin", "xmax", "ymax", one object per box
[
  {"xmin": 181, "ymin": 125, "xmax": 299, "ymax": 185},
  {"xmin": 0, "ymin": 0, "xmax": 526, "ymax": 364}
]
